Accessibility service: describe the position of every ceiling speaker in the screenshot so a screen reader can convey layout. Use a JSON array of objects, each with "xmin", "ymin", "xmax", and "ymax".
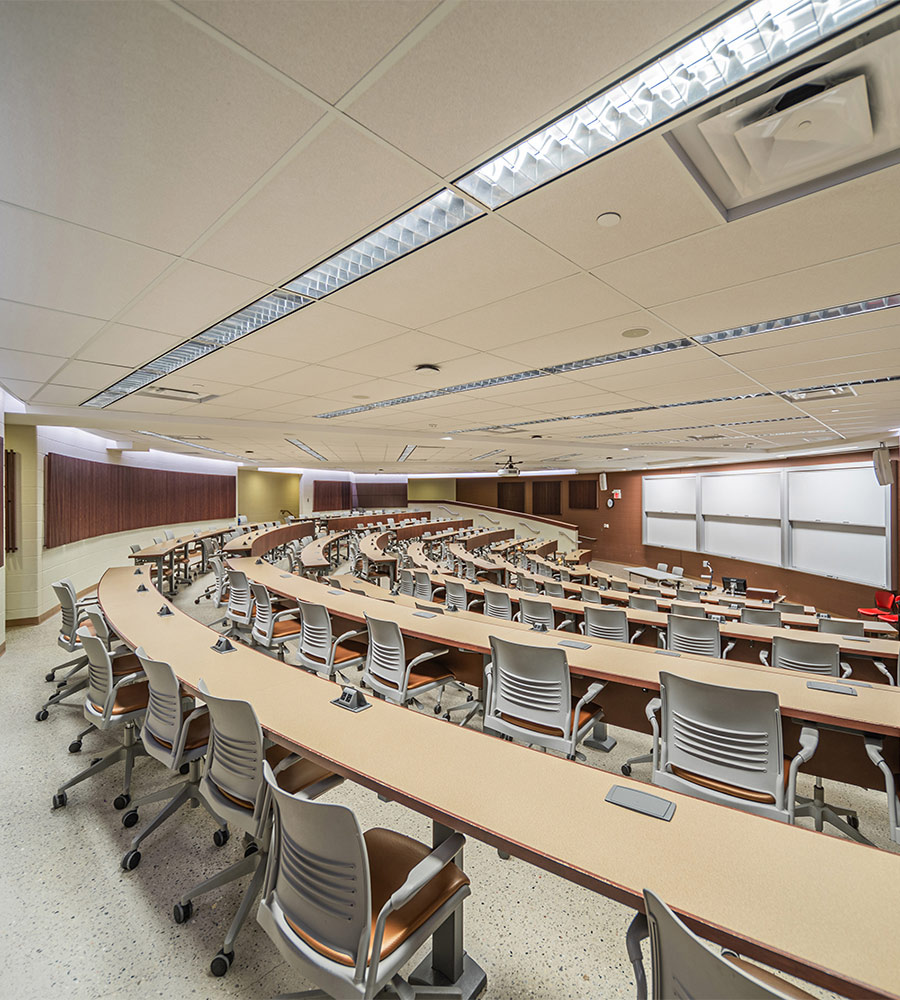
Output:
[
  {"xmin": 598, "ymin": 473, "xmax": 608, "ymax": 491},
  {"xmin": 873, "ymin": 447, "xmax": 893, "ymax": 486}
]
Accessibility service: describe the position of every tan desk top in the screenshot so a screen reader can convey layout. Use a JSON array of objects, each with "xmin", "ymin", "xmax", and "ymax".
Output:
[
  {"xmin": 223, "ymin": 520, "xmax": 314, "ymax": 556},
  {"xmin": 358, "ymin": 532, "xmax": 397, "ymax": 564},
  {"xmin": 407, "ymin": 541, "xmax": 441, "ymax": 575},
  {"xmin": 233, "ymin": 559, "xmax": 900, "ymax": 740},
  {"xmin": 300, "ymin": 530, "xmax": 350, "ymax": 568},
  {"xmin": 464, "ymin": 528, "xmax": 514, "ymax": 550},
  {"xmin": 101, "ymin": 565, "xmax": 900, "ymax": 1000},
  {"xmin": 129, "ymin": 524, "xmax": 246, "ymax": 561}
]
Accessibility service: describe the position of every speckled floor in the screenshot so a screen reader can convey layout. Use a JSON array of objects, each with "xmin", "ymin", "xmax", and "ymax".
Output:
[{"xmin": 1, "ymin": 564, "xmax": 895, "ymax": 999}]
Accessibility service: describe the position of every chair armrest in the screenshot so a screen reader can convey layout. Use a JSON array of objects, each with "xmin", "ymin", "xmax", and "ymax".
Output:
[
  {"xmin": 645, "ymin": 697, "xmax": 662, "ymax": 770},
  {"xmin": 558, "ymin": 618, "xmax": 576, "ymax": 632},
  {"xmin": 431, "ymin": 586, "xmax": 446, "ymax": 601},
  {"xmin": 572, "ymin": 682, "xmax": 605, "ymax": 731},
  {"xmin": 101, "ymin": 670, "xmax": 146, "ymax": 717},
  {"xmin": 578, "ymin": 621, "xmax": 586, "ymax": 634},
  {"xmin": 467, "ymin": 598, "xmax": 484, "ymax": 611},
  {"xmin": 407, "ymin": 648, "xmax": 449, "ymax": 671},
  {"xmin": 872, "ymin": 659, "xmax": 895, "ymax": 685},
  {"xmin": 626, "ymin": 911, "xmax": 650, "ymax": 1000},
  {"xmin": 334, "ymin": 628, "xmax": 367, "ymax": 647},
  {"xmin": 272, "ymin": 608, "xmax": 302, "ymax": 622},
  {"xmin": 722, "ymin": 641, "xmax": 735, "ymax": 659},
  {"xmin": 390, "ymin": 832, "xmax": 466, "ymax": 911},
  {"xmin": 864, "ymin": 736, "xmax": 899, "ymax": 839},
  {"xmin": 173, "ymin": 705, "xmax": 210, "ymax": 761},
  {"xmin": 787, "ymin": 726, "xmax": 819, "ymax": 820}
]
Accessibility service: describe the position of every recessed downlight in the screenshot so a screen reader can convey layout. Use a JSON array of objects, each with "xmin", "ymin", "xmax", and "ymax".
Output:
[
  {"xmin": 596, "ymin": 212, "xmax": 621, "ymax": 227},
  {"xmin": 415, "ymin": 363, "xmax": 441, "ymax": 373},
  {"xmin": 621, "ymin": 327, "xmax": 650, "ymax": 339}
]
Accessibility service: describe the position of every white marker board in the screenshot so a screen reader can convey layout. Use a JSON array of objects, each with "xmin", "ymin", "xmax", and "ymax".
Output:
[
  {"xmin": 643, "ymin": 475, "xmax": 696, "ymax": 515},
  {"xmin": 645, "ymin": 513, "xmax": 697, "ymax": 551}
]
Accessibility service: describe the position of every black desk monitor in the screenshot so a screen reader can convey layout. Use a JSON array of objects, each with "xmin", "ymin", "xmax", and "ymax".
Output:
[{"xmin": 722, "ymin": 576, "xmax": 747, "ymax": 595}]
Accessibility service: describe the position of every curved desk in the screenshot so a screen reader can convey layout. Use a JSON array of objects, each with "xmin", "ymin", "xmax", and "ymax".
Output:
[
  {"xmin": 300, "ymin": 531, "xmax": 352, "ymax": 571},
  {"xmin": 223, "ymin": 521, "xmax": 314, "ymax": 557},
  {"xmin": 129, "ymin": 525, "xmax": 242, "ymax": 594},
  {"xmin": 102, "ymin": 565, "xmax": 900, "ymax": 1000}
]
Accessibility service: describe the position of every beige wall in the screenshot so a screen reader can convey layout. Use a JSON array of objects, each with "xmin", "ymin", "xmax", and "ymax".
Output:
[
  {"xmin": 407, "ymin": 478, "xmax": 456, "ymax": 502},
  {"xmin": 237, "ymin": 469, "xmax": 299, "ymax": 523}
]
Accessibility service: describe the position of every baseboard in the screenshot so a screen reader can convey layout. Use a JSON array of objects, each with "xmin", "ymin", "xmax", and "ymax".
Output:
[{"xmin": 7, "ymin": 580, "xmax": 100, "ymax": 629}]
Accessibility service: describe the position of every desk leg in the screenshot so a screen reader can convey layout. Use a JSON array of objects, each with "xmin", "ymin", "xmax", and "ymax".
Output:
[
  {"xmin": 584, "ymin": 720, "xmax": 617, "ymax": 753},
  {"xmin": 409, "ymin": 821, "xmax": 487, "ymax": 1000},
  {"xmin": 154, "ymin": 558, "xmax": 164, "ymax": 593}
]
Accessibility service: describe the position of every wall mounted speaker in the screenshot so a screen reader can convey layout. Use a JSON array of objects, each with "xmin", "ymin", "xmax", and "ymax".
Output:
[
  {"xmin": 598, "ymin": 473, "xmax": 608, "ymax": 491},
  {"xmin": 873, "ymin": 447, "xmax": 894, "ymax": 486}
]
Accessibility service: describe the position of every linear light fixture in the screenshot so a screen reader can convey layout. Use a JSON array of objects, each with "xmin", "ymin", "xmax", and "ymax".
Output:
[
  {"xmin": 136, "ymin": 431, "xmax": 247, "ymax": 461},
  {"xmin": 457, "ymin": 0, "xmax": 892, "ymax": 208},
  {"xmin": 316, "ymin": 338, "xmax": 693, "ymax": 418},
  {"xmin": 470, "ymin": 449, "xmax": 506, "ymax": 460},
  {"xmin": 581, "ymin": 415, "xmax": 811, "ymax": 439},
  {"xmin": 82, "ymin": 290, "xmax": 309, "ymax": 408},
  {"xmin": 285, "ymin": 190, "xmax": 483, "ymax": 299},
  {"xmin": 449, "ymin": 374, "xmax": 900, "ymax": 434},
  {"xmin": 692, "ymin": 292, "xmax": 900, "ymax": 345},
  {"xmin": 406, "ymin": 469, "xmax": 579, "ymax": 479},
  {"xmin": 397, "ymin": 444, "xmax": 417, "ymax": 462},
  {"xmin": 286, "ymin": 438, "xmax": 327, "ymax": 462}
]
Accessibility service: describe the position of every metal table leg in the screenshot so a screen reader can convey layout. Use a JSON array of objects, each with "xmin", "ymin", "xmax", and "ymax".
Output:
[
  {"xmin": 409, "ymin": 821, "xmax": 487, "ymax": 999},
  {"xmin": 584, "ymin": 719, "xmax": 617, "ymax": 752}
]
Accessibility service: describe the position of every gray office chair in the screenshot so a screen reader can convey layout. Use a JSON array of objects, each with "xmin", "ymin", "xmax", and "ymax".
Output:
[
  {"xmin": 640, "ymin": 586, "xmax": 663, "ymax": 599},
  {"xmin": 120, "ymin": 650, "xmax": 222, "ymax": 870},
  {"xmin": 361, "ymin": 615, "xmax": 454, "ymax": 712},
  {"xmin": 397, "ymin": 568, "xmax": 415, "ymax": 597},
  {"xmin": 864, "ymin": 736, "xmax": 900, "ymax": 844},
  {"xmin": 666, "ymin": 614, "xmax": 734, "ymax": 658},
  {"xmin": 483, "ymin": 635, "xmax": 603, "ymax": 760},
  {"xmin": 164, "ymin": 529, "xmax": 175, "ymax": 540},
  {"xmin": 742, "ymin": 607, "xmax": 782, "ymax": 627},
  {"xmin": 647, "ymin": 671, "xmax": 815, "ymax": 822},
  {"xmin": 257, "ymin": 762, "xmax": 471, "ymax": 1000},
  {"xmin": 249, "ymin": 583, "xmax": 303, "ymax": 660},
  {"xmin": 51, "ymin": 629, "xmax": 149, "ymax": 811},
  {"xmin": 518, "ymin": 595, "xmax": 574, "ymax": 632},
  {"xmin": 626, "ymin": 888, "xmax": 816, "ymax": 1000},
  {"xmin": 817, "ymin": 618, "xmax": 893, "ymax": 683},
  {"xmin": 482, "ymin": 587, "xmax": 513, "ymax": 621},
  {"xmin": 675, "ymin": 587, "xmax": 700, "ymax": 603},
  {"xmin": 221, "ymin": 569, "xmax": 254, "ymax": 640},
  {"xmin": 543, "ymin": 581, "xmax": 565, "ymax": 598},
  {"xmin": 442, "ymin": 579, "xmax": 473, "ymax": 612},
  {"xmin": 670, "ymin": 601, "xmax": 706, "ymax": 619},
  {"xmin": 629, "ymin": 594, "xmax": 658, "ymax": 612},
  {"xmin": 37, "ymin": 580, "xmax": 99, "ymax": 722},
  {"xmin": 295, "ymin": 602, "xmax": 366, "ymax": 681},
  {"xmin": 777, "ymin": 602, "xmax": 804, "ymax": 614},
  {"xmin": 413, "ymin": 569, "xmax": 434, "ymax": 603},
  {"xmin": 671, "ymin": 566, "xmax": 684, "ymax": 578},
  {"xmin": 174, "ymin": 680, "xmax": 341, "ymax": 977},
  {"xmin": 580, "ymin": 606, "xmax": 628, "ymax": 643},
  {"xmin": 580, "ymin": 586, "xmax": 604, "ymax": 604},
  {"xmin": 516, "ymin": 574, "xmax": 539, "ymax": 594},
  {"xmin": 195, "ymin": 555, "xmax": 230, "ymax": 613},
  {"xmin": 609, "ymin": 578, "xmax": 629, "ymax": 592},
  {"xmin": 655, "ymin": 563, "xmax": 668, "ymax": 573}
]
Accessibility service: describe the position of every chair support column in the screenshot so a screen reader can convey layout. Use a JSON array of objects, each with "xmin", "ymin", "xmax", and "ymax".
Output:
[{"xmin": 584, "ymin": 720, "xmax": 617, "ymax": 753}]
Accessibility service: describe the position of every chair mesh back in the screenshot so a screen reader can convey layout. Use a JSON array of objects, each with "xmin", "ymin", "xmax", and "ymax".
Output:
[
  {"xmin": 675, "ymin": 588, "xmax": 700, "ymax": 603},
  {"xmin": 264, "ymin": 766, "xmax": 370, "ymax": 967},
  {"xmin": 444, "ymin": 580, "xmax": 468, "ymax": 612},
  {"xmin": 297, "ymin": 603, "xmax": 333, "ymax": 660},
  {"xmin": 518, "ymin": 576, "xmax": 538, "ymax": 594},
  {"xmin": 671, "ymin": 602, "xmax": 706, "ymax": 619},
  {"xmin": 250, "ymin": 583, "xmax": 275, "ymax": 642},
  {"xmin": 488, "ymin": 635, "xmax": 572, "ymax": 736},
  {"xmin": 660, "ymin": 671, "xmax": 783, "ymax": 801},
  {"xmin": 629, "ymin": 595, "xmax": 658, "ymax": 612},
  {"xmin": 136, "ymin": 650, "xmax": 185, "ymax": 759},
  {"xmin": 413, "ymin": 571, "xmax": 433, "ymax": 603},
  {"xmin": 741, "ymin": 608, "xmax": 782, "ymax": 627},
  {"xmin": 644, "ymin": 890, "xmax": 789, "ymax": 1000},
  {"xmin": 667, "ymin": 614, "xmax": 721, "ymax": 657},
  {"xmin": 818, "ymin": 618, "xmax": 865, "ymax": 636},
  {"xmin": 200, "ymin": 681, "xmax": 265, "ymax": 808},
  {"xmin": 519, "ymin": 597, "xmax": 555, "ymax": 630},
  {"xmin": 398, "ymin": 569, "xmax": 415, "ymax": 596},
  {"xmin": 583, "ymin": 606, "xmax": 628, "ymax": 642},
  {"xmin": 771, "ymin": 636, "xmax": 839, "ymax": 675},
  {"xmin": 79, "ymin": 630, "xmax": 113, "ymax": 706},
  {"xmin": 543, "ymin": 581, "xmax": 564, "ymax": 598},
  {"xmin": 483, "ymin": 588, "xmax": 513, "ymax": 620},
  {"xmin": 364, "ymin": 616, "xmax": 406, "ymax": 688},
  {"xmin": 226, "ymin": 569, "xmax": 253, "ymax": 624}
]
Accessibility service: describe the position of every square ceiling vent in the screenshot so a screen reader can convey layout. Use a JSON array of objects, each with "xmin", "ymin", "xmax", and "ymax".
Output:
[{"xmin": 667, "ymin": 25, "xmax": 900, "ymax": 220}]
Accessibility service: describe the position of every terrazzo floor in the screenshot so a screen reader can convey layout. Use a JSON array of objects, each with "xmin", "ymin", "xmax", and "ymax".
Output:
[{"xmin": 1, "ymin": 563, "xmax": 896, "ymax": 999}]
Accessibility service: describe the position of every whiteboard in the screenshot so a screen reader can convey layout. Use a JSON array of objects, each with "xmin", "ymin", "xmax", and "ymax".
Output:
[
  {"xmin": 788, "ymin": 466, "xmax": 887, "ymax": 527},
  {"xmin": 791, "ymin": 523, "xmax": 888, "ymax": 587},
  {"xmin": 703, "ymin": 516, "xmax": 782, "ymax": 566},
  {"xmin": 643, "ymin": 475, "xmax": 696, "ymax": 515},
  {"xmin": 644, "ymin": 513, "xmax": 697, "ymax": 550},
  {"xmin": 700, "ymin": 471, "xmax": 781, "ymax": 519}
]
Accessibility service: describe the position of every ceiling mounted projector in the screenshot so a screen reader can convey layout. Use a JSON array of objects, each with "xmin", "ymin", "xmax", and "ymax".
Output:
[{"xmin": 496, "ymin": 455, "xmax": 522, "ymax": 477}]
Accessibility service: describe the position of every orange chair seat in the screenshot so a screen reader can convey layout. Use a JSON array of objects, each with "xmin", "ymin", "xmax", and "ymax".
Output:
[
  {"xmin": 270, "ymin": 619, "xmax": 303, "ymax": 638},
  {"xmin": 152, "ymin": 709, "xmax": 212, "ymax": 751},
  {"xmin": 670, "ymin": 757, "xmax": 792, "ymax": 805},
  {"xmin": 90, "ymin": 680, "xmax": 150, "ymax": 716},
  {"xmin": 499, "ymin": 696, "xmax": 600, "ymax": 737}
]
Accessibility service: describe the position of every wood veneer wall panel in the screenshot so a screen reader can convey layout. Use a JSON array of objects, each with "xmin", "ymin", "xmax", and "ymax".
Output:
[
  {"xmin": 313, "ymin": 480, "xmax": 351, "ymax": 512},
  {"xmin": 568, "ymin": 479, "xmax": 597, "ymax": 509},
  {"xmin": 44, "ymin": 453, "xmax": 234, "ymax": 548},
  {"xmin": 497, "ymin": 481, "xmax": 525, "ymax": 512},
  {"xmin": 356, "ymin": 482, "xmax": 408, "ymax": 508},
  {"xmin": 532, "ymin": 480, "xmax": 561, "ymax": 516}
]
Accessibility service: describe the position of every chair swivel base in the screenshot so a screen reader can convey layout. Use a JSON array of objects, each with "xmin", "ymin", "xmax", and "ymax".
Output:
[
  {"xmin": 620, "ymin": 752, "xmax": 652, "ymax": 777},
  {"xmin": 51, "ymin": 722, "xmax": 148, "ymax": 810},
  {"xmin": 410, "ymin": 951, "xmax": 488, "ymax": 1000},
  {"xmin": 794, "ymin": 780, "xmax": 870, "ymax": 845}
]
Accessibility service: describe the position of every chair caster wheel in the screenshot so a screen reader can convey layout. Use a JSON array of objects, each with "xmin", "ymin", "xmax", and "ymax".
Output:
[
  {"xmin": 113, "ymin": 793, "xmax": 131, "ymax": 810},
  {"xmin": 52, "ymin": 792, "xmax": 68, "ymax": 809},
  {"xmin": 443, "ymin": 713, "xmax": 451, "ymax": 722},
  {"xmin": 847, "ymin": 815, "xmax": 860, "ymax": 830},
  {"xmin": 173, "ymin": 900, "xmax": 193, "ymax": 924},
  {"xmin": 35, "ymin": 710, "xmax": 49, "ymax": 722},
  {"xmin": 466, "ymin": 693, "xmax": 474, "ymax": 702},
  {"xmin": 68, "ymin": 740, "xmax": 82, "ymax": 754},
  {"xmin": 121, "ymin": 849, "xmax": 141, "ymax": 871},
  {"xmin": 213, "ymin": 828, "xmax": 229, "ymax": 847},
  {"xmin": 244, "ymin": 842, "xmax": 259, "ymax": 858},
  {"xmin": 620, "ymin": 764, "xmax": 632, "ymax": 776},
  {"xmin": 179, "ymin": 762, "xmax": 190, "ymax": 775},
  {"xmin": 433, "ymin": 705, "xmax": 442, "ymax": 715},
  {"xmin": 45, "ymin": 672, "xmax": 55, "ymax": 682},
  {"xmin": 122, "ymin": 809, "xmax": 139, "ymax": 828},
  {"xmin": 210, "ymin": 949, "xmax": 234, "ymax": 977}
]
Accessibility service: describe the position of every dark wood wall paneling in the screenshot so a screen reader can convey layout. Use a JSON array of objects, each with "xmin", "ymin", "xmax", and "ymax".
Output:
[
  {"xmin": 354, "ymin": 482, "xmax": 408, "ymax": 509},
  {"xmin": 457, "ymin": 452, "xmax": 898, "ymax": 617},
  {"xmin": 44, "ymin": 453, "xmax": 235, "ymax": 549},
  {"xmin": 497, "ymin": 480, "xmax": 525, "ymax": 512},
  {"xmin": 531, "ymin": 480, "xmax": 561, "ymax": 516},
  {"xmin": 313, "ymin": 480, "xmax": 352, "ymax": 512},
  {"xmin": 568, "ymin": 479, "xmax": 597, "ymax": 510}
]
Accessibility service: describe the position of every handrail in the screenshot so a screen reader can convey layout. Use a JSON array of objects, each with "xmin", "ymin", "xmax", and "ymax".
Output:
[{"xmin": 421, "ymin": 499, "xmax": 577, "ymax": 532}]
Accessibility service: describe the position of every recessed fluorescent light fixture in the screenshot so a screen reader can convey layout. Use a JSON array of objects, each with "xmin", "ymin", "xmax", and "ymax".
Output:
[
  {"xmin": 284, "ymin": 190, "xmax": 483, "ymax": 299},
  {"xmin": 692, "ymin": 292, "xmax": 900, "ymax": 345},
  {"xmin": 397, "ymin": 444, "xmax": 417, "ymax": 462},
  {"xmin": 471, "ymin": 449, "xmax": 506, "ymax": 461},
  {"xmin": 82, "ymin": 290, "xmax": 309, "ymax": 408},
  {"xmin": 456, "ymin": 0, "xmax": 892, "ymax": 209},
  {"xmin": 286, "ymin": 438, "xmax": 327, "ymax": 462},
  {"xmin": 136, "ymin": 431, "xmax": 246, "ymax": 461},
  {"xmin": 316, "ymin": 338, "xmax": 693, "ymax": 418}
]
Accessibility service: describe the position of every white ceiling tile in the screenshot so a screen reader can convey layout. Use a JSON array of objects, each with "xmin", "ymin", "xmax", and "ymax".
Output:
[
  {"xmin": 329, "ymin": 217, "xmax": 577, "ymax": 328},
  {"xmin": 321, "ymin": 331, "xmax": 475, "ymax": 379},
  {"xmin": 51, "ymin": 359, "xmax": 135, "ymax": 390},
  {"xmin": 213, "ymin": 387, "xmax": 302, "ymax": 411},
  {"xmin": 75, "ymin": 325, "xmax": 183, "ymax": 368},
  {"xmin": 30, "ymin": 384, "xmax": 91, "ymax": 406},
  {"xmin": 0, "ymin": 378, "xmax": 43, "ymax": 402},
  {"xmin": 0, "ymin": 348, "xmax": 66, "ymax": 383},
  {"xmin": 0, "ymin": 0, "xmax": 323, "ymax": 252},
  {"xmin": 0, "ymin": 299, "xmax": 104, "ymax": 357},
  {"xmin": 346, "ymin": 0, "xmax": 719, "ymax": 174},
  {"xmin": 174, "ymin": 346, "xmax": 300, "ymax": 385},
  {"xmin": 422, "ymin": 273, "xmax": 634, "ymax": 350},
  {"xmin": 0, "ymin": 203, "xmax": 173, "ymax": 318},
  {"xmin": 255, "ymin": 365, "xmax": 364, "ymax": 396}
]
